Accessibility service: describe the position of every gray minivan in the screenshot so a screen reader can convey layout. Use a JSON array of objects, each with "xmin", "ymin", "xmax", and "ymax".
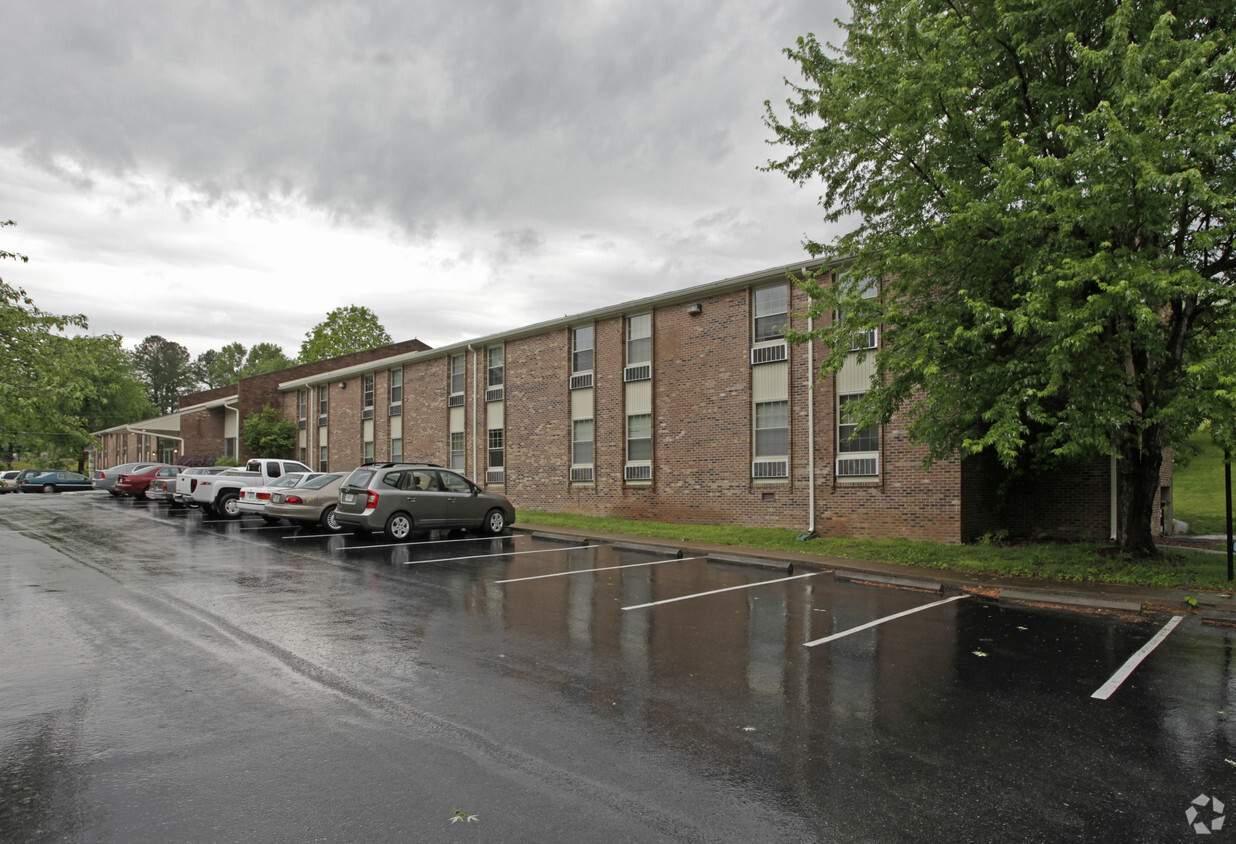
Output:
[{"xmin": 334, "ymin": 463, "xmax": 515, "ymax": 540}]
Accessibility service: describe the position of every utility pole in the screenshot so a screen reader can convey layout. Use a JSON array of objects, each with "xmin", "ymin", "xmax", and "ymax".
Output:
[{"xmin": 1226, "ymin": 449, "xmax": 1233, "ymax": 582}]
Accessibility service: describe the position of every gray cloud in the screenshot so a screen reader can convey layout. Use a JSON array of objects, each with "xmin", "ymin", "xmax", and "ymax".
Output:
[{"xmin": 1, "ymin": 0, "xmax": 850, "ymax": 357}]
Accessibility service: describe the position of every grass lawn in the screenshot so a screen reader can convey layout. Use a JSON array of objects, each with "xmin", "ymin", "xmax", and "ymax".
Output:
[
  {"xmin": 1173, "ymin": 433, "xmax": 1232, "ymax": 536},
  {"xmin": 517, "ymin": 509, "xmax": 1236, "ymax": 595}
]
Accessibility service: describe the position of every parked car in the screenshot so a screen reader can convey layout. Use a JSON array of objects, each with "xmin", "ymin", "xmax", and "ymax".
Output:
[
  {"xmin": 170, "ymin": 466, "xmax": 230, "ymax": 509},
  {"xmin": 187, "ymin": 458, "xmax": 314, "ymax": 518},
  {"xmin": 0, "ymin": 470, "xmax": 20, "ymax": 493},
  {"xmin": 335, "ymin": 463, "xmax": 515, "ymax": 540},
  {"xmin": 265, "ymin": 473, "xmax": 345, "ymax": 532},
  {"xmin": 148, "ymin": 475, "xmax": 176, "ymax": 504},
  {"xmin": 13, "ymin": 469, "xmax": 54, "ymax": 491},
  {"xmin": 93, "ymin": 462, "xmax": 159, "ymax": 496},
  {"xmin": 19, "ymin": 470, "xmax": 95, "ymax": 493},
  {"xmin": 115, "ymin": 465, "xmax": 183, "ymax": 500},
  {"xmin": 237, "ymin": 472, "xmax": 324, "ymax": 521}
]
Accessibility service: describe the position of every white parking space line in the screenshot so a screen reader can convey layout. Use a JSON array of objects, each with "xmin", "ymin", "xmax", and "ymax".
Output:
[
  {"xmin": 496, "ymin": 556, "xmax": 702, "ymax": 584},
  {"xmin": 398, "ymin": 545, "xmax": 600, "ymax": 566},
  {"xmin": 622, "ymin": 572, "xmax": 818, "ymax": 611},
  {"xmin": 803, "ymin": 594, "xmax": 969, "ymax": 647},
  {"xmin": 285, "ymin": 533, "xmax": 516, "ymax": 544},
  {"xmin": 1090, "ymin": 615, "xmax": 1186, "ymax": 701},
  {"xmin": 238, "ymin": 524, "xmax": 292, "ymax": 531}
]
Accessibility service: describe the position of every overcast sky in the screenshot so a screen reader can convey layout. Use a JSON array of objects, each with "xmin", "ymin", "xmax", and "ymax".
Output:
[{"xmin": 1, "ymin": 0, "xmax": 851, "ymax": 360}]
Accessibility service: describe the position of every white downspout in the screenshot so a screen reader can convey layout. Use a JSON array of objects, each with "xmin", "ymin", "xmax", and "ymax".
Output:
[
  {"xmin": 807, "ymin": 314, "xmax": 816, "ymax": 536},
  {"xmin": 468, "ymin": 345, "xmax": 477, "ymax": 477}
]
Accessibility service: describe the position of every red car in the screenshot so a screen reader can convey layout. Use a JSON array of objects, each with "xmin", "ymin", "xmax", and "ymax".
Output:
[{"xmin": 115, "ymin": 465, "xmax": 183, "ymax": 500}]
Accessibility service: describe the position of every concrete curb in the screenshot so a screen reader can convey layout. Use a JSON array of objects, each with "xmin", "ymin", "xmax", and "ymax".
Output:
[
  {"xmin": 835, "ymin": 571, "xmax": 943, "ymax": 593},
  {"xmin": 997, "ymin": 588, "xmax": 1143, "ymax": 614}
]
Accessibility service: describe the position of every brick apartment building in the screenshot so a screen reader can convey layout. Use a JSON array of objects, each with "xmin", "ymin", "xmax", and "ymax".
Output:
[{"xmin": 93, "ymin": 260, "xmax": 1172, "ymax": 543}]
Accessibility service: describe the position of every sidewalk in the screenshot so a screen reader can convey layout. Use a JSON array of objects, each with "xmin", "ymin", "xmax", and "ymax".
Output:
[{"xmin": 512, "ymin": 523, "xmax": 1236, "ymax": 626}]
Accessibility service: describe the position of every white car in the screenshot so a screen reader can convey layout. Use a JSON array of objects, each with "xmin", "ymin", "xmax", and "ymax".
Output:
[
  {"xmin": 0, "ymin": 470, "xmax": 20, "ymax": 493},
  {"xmin": 238, "ymin": 472, "xmax": 324, "ymax": 522}
]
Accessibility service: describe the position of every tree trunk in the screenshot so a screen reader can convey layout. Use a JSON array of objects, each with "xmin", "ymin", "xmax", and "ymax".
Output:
[{"xmin": 1114, "ymin": 427, "xmax": 1164, "ymax": 557}]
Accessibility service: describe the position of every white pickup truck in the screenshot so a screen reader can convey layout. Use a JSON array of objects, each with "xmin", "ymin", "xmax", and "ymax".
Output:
[{"xmin": 181, "ymin": 458, "xmax": 314, "ymax": 519}]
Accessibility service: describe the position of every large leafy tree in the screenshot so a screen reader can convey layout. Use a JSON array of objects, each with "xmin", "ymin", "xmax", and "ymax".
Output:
[
  {"xmin": 132, "ymin": 335, "xmax": 197, "ymax": 414},
  {"xmin": 299, "ymin": 305, "xmax": 392, "ymax": 364},
  {"xmin": 1, "ymin": 221, "xmax": 88, "ymax": 455},
  {"xmin": 240, "ymin": 405, "xmax": 296, "ymax": 458},
  {"xmin": 765, "ymin": 0, "xmax": 1235, "ymax": 555},
  {"xmin": 195, "ymin": 341, "xmax": 296, "ymax": 388}
]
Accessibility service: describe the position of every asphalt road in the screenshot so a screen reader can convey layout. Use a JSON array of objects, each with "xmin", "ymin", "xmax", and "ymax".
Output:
[{"xmin": 2, "ymin": 492, "xmax": 1234, "ymax": 842}]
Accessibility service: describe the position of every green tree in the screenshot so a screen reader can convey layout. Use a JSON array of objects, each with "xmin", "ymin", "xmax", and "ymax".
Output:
[
  {"xmin": 240, "ymin": 405, "xmax": 296, "ymax": 458},
  {"xmin": 132, "ymin": 335, "xmax": 197, "ymax": 413},
  {"xmin": 238, "ymin": 342, "xmax": 295, "ymax": 378},
  {"xmin": 299, "ymin": 305, "xmax": 392, "ymax": 364},
  {"xmin": 68, "ymin": 335, "xmax": 157, "ymax": 470},
  {"xmin": 0, "ymin": 221, "xmax": 89, "ymax": 454},
  {"xmin": 765, "ymin": 0, "xmax": 1235, "ymax": 555}
]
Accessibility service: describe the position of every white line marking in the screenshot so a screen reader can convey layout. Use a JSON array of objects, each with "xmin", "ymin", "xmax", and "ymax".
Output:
[
  {"xmin": 1090, "ymin": 615, "xmax": 1185, "ymax": 700},
  {"xmin": 803, "ymin": 594, "xmax": 969, "ymax": 647},
  {"xmin": 296, "ymin": 533, "xmax": 515, "ymax": 544},
  {"xmin": 622, "ymin": 572, "xmax": 818, "ymax": 610},
  {"xmin": 399, "ymin": 544, "xmax": 599, "ymax": 566},
  {"xmin": 497, "ymin": 556, "xmax": 701, "ymax": 583}
]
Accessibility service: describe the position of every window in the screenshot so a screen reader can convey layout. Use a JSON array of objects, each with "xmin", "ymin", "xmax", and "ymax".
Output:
[
  {"xmin": 317, "ymin": 385, "xmax": 329, "ymax": 418},
  {"xmin": 572, "ymin": 326, "xmax": 594, "ymax": 374},
  {"xmin": 627, "ymin": 413, "xmax": 652, "ymax": 462},
  {"xmin": 318, "ymin": 445, "xmax": 328, "ymax": 472},
  {"xmin": 626, "ymin": 314, "xmax": 651, "ymax": 365},
  {"xmin": 839, "ymin": 394, "xmax": 879, "ymax": 453},
  {"xmin": 488, "ymin": 429, "xmax": 504, "ymax": 468},
  {"xmin": 450, "ymin": 354, "xmax": 465, "ymax": 394},
  {"xmin": 297, "ymin": 390, "xmax": 307, "ymax": 421},
  {"xmin": 754, "ymin": 285, "xmax": 789, "ymax": 342},
  {"xmin": 572, "ymin": 419, "xmax": 594, "ymax": 465},
  {"xmin": 389, "ymin": 367, "xmax": 402, "ymax": 405},
  {"xmin": 224, "ymin": 437, "xmax": 237, "ymax": 458},
  {"xmin": 363, "ymin": 439, "xmax": 374, "ymax": 462},
  {"xmin": 298, "ymin": 446, "xmax": 307, "ymax": 464},
  {"xmin": 391, "ymin": 437, "xmax": 402, "ymax": 463},
  {"xmin": 487, "ymin": 347, "xmax": 504, "ymax": 388},
  {"xmin": 754, "ymin": 401, "xmax": 789, "ymax": 458},
  {"xmin": 450, "ymin": 432, "xmax": 465, "ymax": 471},
  {"xmin": 362, "ymin": 374, "xmax": 374, "ymax": 411}
]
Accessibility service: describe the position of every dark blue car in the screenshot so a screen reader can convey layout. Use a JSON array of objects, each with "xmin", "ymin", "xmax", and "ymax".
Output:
[{"xmin": 19, "ymin": 471, "xmax": 95, "ymax": 493}]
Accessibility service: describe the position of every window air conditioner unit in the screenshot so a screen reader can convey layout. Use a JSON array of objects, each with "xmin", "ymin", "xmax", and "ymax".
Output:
[
  {"xmin": 486, "ymin": 468, "xmax": 505, "ymax": 485},
  {"xmin": 836, "ymin": 456, "xmax": 879, "ymax": 477},
  {"xmin": 569, "ymin": 373, "xmax": 594, "ymax": 390},
  {"xmin": 486, "ymin": 387, "xmax": 504, "ymax": 403},
  {"xmin": 570, "ymin": 467, "xmax": 594, "ymax": 483},
  {"xmin": 623, "ymin": 363, "xmax": 652, "ymax": 382},
  {"xmin": 361, "ymin": 408, "xmax": 374, "ymax": 420},
  {"xmin": 751, "ymin": 343, "xmax": 789, "ymax": 365},
  {"xmin": 448, "ymin": 393, "xmax": 464, "ymax": 407},
  {"xmin": 624, "ymin": 464, "xmax": 652, "ymax": 482},
  {"xmin": 752, "ymin": 459, "xmax": 789, "ymax": 479}
]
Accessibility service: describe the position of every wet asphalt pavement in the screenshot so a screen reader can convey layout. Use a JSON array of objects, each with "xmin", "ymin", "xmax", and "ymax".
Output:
[{"xmin": 2, "ymin": 492, "xmax": 1234, "ymax": 842}]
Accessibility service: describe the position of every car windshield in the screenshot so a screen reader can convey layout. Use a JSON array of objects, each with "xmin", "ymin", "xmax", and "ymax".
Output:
[
  {"xmin": 270, "ymin": 474, "xmax": 304, "ymax": 489},
  {"xmin": 301, "ymin": 473, "xmax": 342, "ymax": 490}
]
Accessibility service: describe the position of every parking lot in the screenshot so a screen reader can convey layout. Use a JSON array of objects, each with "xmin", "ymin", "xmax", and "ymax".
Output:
[{"xmin": 3, "ymin": 491, "xmax": 1234, "ymax": 841}]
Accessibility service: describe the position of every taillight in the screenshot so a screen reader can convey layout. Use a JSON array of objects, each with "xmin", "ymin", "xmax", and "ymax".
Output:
[
  {"xmin": 365, "ymin": 491, "xmax": 379, "ymax": 508},
  {"xmin": 258, "ymin": 492, "xmax": 270, "ymax": 500},
  {"xmin": 285, "ymin": 495, "xmax": 304, "ymax": 505},
  {"xmin": 191, "ymin": 479, "xmax": 198, "ymax": 492}
]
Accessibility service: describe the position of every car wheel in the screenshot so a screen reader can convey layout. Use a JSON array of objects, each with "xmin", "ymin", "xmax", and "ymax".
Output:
[
  {"xmin": 321, "ymin": 505, "xmax": 342, "ymax": 533},
  {"xmin": 42, "ymin": 483, "xmax": 56, "ymax": 494},
  {"xmin": 384, "ymin": 512, "xmax": 414, "ymax": 542},
  {"xmin": 482, "ymin": 508, "xmax": 507, "ymax": 536},
  {"xmin": 216, "ymin": 491, "xmax": 241, "ymax": 519}
]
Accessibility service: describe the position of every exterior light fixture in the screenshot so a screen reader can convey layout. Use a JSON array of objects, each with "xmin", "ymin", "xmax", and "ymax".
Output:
[{"xmin": 687, "ymin": 303, "xmax": 703, "ymax": 316}]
